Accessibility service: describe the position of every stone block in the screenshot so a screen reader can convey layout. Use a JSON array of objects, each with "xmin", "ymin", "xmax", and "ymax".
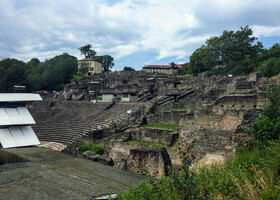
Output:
[
  {"xmin": 127, "ymin": 146, "xmax": 171, "ymax": 179},
  {"xmin": 82, "ymin": 151, "xmax": 113, "ymax": 166}
]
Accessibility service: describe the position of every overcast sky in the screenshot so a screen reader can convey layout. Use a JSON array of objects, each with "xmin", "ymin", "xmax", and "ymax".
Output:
[{"xmin": 1, "ymin": 0, "xmax": 280, "ymax": 71}]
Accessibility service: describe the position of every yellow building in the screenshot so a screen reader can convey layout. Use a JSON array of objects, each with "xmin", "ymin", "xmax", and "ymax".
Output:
[{"xmin": 78, "ymin": 57, "xmax": 102, "ymax": 75}]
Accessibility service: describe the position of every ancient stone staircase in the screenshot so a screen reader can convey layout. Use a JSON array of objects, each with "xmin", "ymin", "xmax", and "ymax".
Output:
[{"xmin": 31, "ymin": 101, "xmax": 146, "ymax": 148}]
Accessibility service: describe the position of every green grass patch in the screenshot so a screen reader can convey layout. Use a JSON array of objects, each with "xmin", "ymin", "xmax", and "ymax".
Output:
[
  {"xmin": 140, "ymin": 124, "xmax": 179, "ymax": 130},
  {"xmin": 172, "ymin": 107, "xmax": 187, "ymax": 111},
  {"xmin": 73, "ymin": 74, "xmax": 83, "ymax": 81},
  {"xmin": 78, "ymin": 142, "xmax": 105, "ymax": 155},
  {"xmin": 128, "ymin": 140, "xmax": 165, "ymax": 147}
]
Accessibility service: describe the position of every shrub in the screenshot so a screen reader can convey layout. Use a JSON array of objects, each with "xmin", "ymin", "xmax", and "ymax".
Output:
[
  {"xmin": 73, "ymin": 74, "xmax": 83, "ymax": 81},
  {"xmin": 252, "ymin": 115, "xmax": 279, "ymax": 147},
  {"xmin": 251, "ymin": 84, "xmax": 280, "ymax": 147},
  {"xmin": 118, "ymin": 160, "xmax": 202, "ymax": 200},
  {"xmin": 118, "ymin": 141, "xmax": 280, "ymax": 199},
  {"xmin": 78, "ymin": 142, "xmax": 105, "ymax": 155}
]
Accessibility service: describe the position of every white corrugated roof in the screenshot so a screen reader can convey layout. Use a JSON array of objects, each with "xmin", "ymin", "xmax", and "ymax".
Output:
[
  {"xmin": 0, "ymin": 126, "xmax": 40, "ymax": 148},
  {"xmin": 0, "ymin": 107, "xmax": 35, "ymax": 126},
  {"xmin": 0, "ymin": 93, "xmax": 42, "ymax": 102}
]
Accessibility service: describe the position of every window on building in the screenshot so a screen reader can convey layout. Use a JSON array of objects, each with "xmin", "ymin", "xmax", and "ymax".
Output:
[{"xmin": 123, "ymin": 93, "xmax": 129, "ymax": 98}]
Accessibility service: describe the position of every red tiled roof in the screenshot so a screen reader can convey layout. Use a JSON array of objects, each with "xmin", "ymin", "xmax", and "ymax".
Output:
[
  {"xmin": 79, "ymin": 57, "xmax": 96, "ymax": 61},
  {"xmin": 143, "ymin": 64, "xmax": 181, "ymax": 69}
]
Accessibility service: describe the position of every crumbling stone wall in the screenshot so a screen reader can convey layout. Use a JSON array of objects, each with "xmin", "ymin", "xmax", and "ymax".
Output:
[
  {"xmin": 127, "ymin": 147, "xmax": 171, "ymax": 178},
  {"xmin": 212, "ymin": 94, "xmax": 266, "ymax": 114},
  {"xmin": 180, "ymin": 109, "xmax": 242, "ymax": 162},
  {"xmin": 94, "ymin": 140, "xmax": 172, "ymax": 179},
  {"xmin": 130, "ymin": 128, "xmax": 178, "ymax": 146},
  {"xmin": 179, "ymin": 91, "xmax": 266, "ymax": 164}
]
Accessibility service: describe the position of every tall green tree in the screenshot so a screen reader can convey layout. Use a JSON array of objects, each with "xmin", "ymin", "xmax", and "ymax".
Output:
[
  {"xmin": 27, "ymin": 62, "xmax": 45, "ymax": 91},
  {"xmin": 78, "ymin": 44, "xmax": 96, "ymax": 58},
  {"xmin": 27, "ymin": 58, "xmax": 40, "ymax": 68},
  {"xmin": 27, "ymin": 53, "xmax": 78, "ymax": 91},
  {"xmin": 0, "ymin": 58, "xmax": 27, "ymax": 92},
  {"xmin": 188, "ymin": 26, "xmax": 263, "ymax": 75},
  {"xmin": 95, "ymin": 55, "xmax": 114, "ymax": 72},
  {"xmin": 0, "ymin": 63, "xmax": 27, "ymax": 92},
  {"xmin": 189, "ymin": 45, "xmax": 217, "ymax": 74},
  {"xmin": 177, "ymin": 63, "xmax": 190, "ymax": 75},
  {"xmin": 258, "ymin": 43, "xmax": 280, "ymax": 77}
]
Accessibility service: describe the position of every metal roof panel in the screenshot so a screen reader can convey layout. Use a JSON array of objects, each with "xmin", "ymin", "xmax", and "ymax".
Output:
[
  {"xmin": 0, "ymin": 108, "xmax": 11, "ymax": 125},
  {"xmin": 0, "ymin": 107, "xmax": 36, "ymax": 126},
  {"xmin": 0, "ymin": 126, "xmax": 40, "ymax": 148},
  {"xmin": 0, "ymin": 128, "xmax": 16, "ymax": 148},
  {"xmin": 21, "ymin": 126, "xmax": 40, "ymax": 145},
  {"xmin": 17, "ymin": 107, "xmax": 36, "ymax": 124},
  {"xmin": 0, "ymin": 93, "xmax": 42, "ymax": 102}
]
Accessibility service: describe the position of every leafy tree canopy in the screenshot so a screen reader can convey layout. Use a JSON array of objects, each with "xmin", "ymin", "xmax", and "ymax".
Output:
[
  {"xmin": 252, "ymin": 84, "xmax": 280, "ymax": 147},
  {"xmin": 0, "ymin": 59, "xmax": 27, "ymax": 92},
  {"xmin": 185, "ymin": 26, "xmax": 265, "ymax": 76},
  {"xmin": 123, "ymin": 66, "xmax": 135, "ymax": 71},
  {"xmin": 0, "ymin": 53, "xmax": 78, "ymax": 92},
  {"xmin": 257, "ymin": 43, "xmax": 280, "ymax": 77},
  {"xmin": 27, "ymin": 58, "xmax": 40, "ymax": 68},
  {"xmin": 95, "ymin": 55, "xmax": 114, "ymax": 73},
  {"xmin": 78, "ymin": 44, "xmax": 96, "ymax": 58}
]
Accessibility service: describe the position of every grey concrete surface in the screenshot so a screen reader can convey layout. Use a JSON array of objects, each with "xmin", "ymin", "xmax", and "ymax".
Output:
[{"xmin": 0, "ymin": 147, "xmax": 145, "ymax": 200}]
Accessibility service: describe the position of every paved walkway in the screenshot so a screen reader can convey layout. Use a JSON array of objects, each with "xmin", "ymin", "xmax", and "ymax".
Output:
[{"xmin": 0, "ymin": 147, "xmax": 145, "ymax": 200}]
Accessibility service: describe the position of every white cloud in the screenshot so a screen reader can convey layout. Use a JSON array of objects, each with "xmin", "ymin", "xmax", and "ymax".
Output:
[
  {"xmin": 0, "ymin": 0, "xmax": 280, "ymax": 68},
  {"xmin": 252, "ymin": 25, "xmax": 280, "ymax": 37}
]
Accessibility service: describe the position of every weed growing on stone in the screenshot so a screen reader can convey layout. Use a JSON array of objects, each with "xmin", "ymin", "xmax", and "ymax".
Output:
[
  {"xmin": 140, "ymin": 124, "xmax": 179, "ymax": 130},
  {"xmin": 78, "ymin": 142, "xmax": 105, "ymax": 155},
  {"xmin": 172, "ymin": 107, "xmax": 187, "ymax": 111},
  {"xmin": 73, "ymin": 74, "xmax": 83, "ymax": 81}
]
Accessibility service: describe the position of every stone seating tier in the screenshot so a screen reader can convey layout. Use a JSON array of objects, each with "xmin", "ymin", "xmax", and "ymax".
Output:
[{"xmin": 32, "ymin": 101, "xmax": 145, "ymax": 146}]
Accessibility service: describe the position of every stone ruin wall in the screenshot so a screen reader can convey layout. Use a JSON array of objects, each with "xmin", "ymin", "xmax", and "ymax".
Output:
[
  {"xmin": 31, "ymin": 71, "xmax": 274, "ymax": 177},
  {"xmin": 179, "ymin": 89, "xmax": 268, "ymax": 163}
]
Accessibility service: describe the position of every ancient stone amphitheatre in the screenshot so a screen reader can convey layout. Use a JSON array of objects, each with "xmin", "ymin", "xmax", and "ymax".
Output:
[{"xmin": 0, "ymin": 70, "xmax": 272, "ymax": 199}]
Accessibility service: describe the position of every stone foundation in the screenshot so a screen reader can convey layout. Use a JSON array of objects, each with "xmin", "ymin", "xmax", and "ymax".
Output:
[{"xmin": 130, "ymin": 128, "xmax": 178, "ymax": 146}]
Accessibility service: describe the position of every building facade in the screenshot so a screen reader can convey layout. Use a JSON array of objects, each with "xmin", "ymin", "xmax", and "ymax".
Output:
[{"xmin": 78, "ymin": 57, "xmax": 102, "ymax": 75}]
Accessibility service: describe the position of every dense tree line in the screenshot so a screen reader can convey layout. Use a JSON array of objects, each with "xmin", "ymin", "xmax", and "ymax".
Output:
[
  {"xmin": 0, "ymin": 44, "xmax": 116, "ymax": 92},
  {"xmin": 179, "ymin": 26, "xmax": 280, "ymax": 77},
  {"xmin": 0, "ymin": 53, "xmax": 78, "ymax": 92},
  {"xmin": 123, "ymin": 66, "xmax": 135, "ymax": 71}
]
